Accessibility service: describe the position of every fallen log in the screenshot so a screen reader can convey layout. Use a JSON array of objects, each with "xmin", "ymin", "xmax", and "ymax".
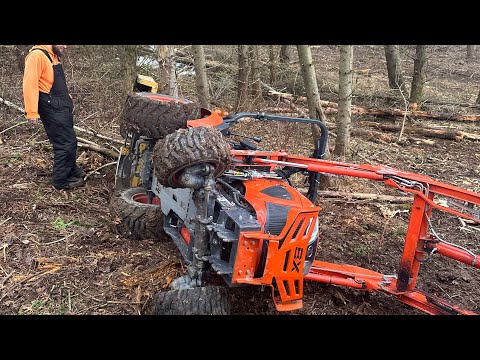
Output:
[
  {"xmin": 0, "ymin": 97, "xmax": 124, "ymax": 145},
  {"xmin": 0, "ymin": 96, "xmax": 25, "ymax": 113},
  {"xmin": 77, "ymin": 143, "xmax": 118, "ymax": 158},
  {"xmin": 73, "ymin": 125, "xmax": 124, "ymax": 146},
  {"xmin": 261, "ymin": 84, "xmax": 480, "ymax": 122},
  {"xmin": 349, "ymin": 107, "xmax": 480, "ymax": 122},
  {"xmin": 358, "ymin": 121, "xmax": 475, "ymax": 141},
  {"xmin": 316, "ymin": 190, "xmax": 413, "ymax": 203}
]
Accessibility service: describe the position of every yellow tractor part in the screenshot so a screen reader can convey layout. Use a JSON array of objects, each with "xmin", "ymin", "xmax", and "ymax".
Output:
[
  {"xmin": 135, "ymin": 74, "xmax": 158, "ymax": 93},
  {"xmin": 130, "ymin": 142, "xmax": 149, "ymax": 187}
]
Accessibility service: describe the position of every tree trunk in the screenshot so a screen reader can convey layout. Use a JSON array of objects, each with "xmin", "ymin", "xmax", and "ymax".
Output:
[
  {"xmin": 249, "ymin": 45, "xmax": 262, "ymax": 103},
  {"xmin": 477, "ymin": 89, "xmax": 480, "ymax": 105},
  {"xmin": 192, "ymin": 45, "xmax": 209, "ymax": 108},
  {"xmin": 157, "ymin": 45, "xmax": 169, "ymax": 93},
  {"xmin": 409, "ymin": 45, "xmax": 427, "ymax": 106},
  {"xmin": 280, "ymin": 45, "xmax": 292, "ymax": 63},
  {"xmin": 121, "ymin": 45, "xmax": 137, "ymax": 97},
  {"xmin": 384, "ymin": 45, "xmax": 409, "ymax": 95},
  {"xmin": 296, "ymin": 45, "xmax": 331, "ymax": 190},
  {"xmin": 157, "ymin": 45, "xmax": 178, "ymax": 96},
  {"xmin": 467, "ymin": 45, "xmax": 476, "ymax": 60},
  {"xmin": 236, "ymin": 45, "xmax": 250, "ymax": 111},
  {"xmin": 334, "ymin": 45, "xmax": 353, "ymax": 157},
  {"xmin": 269, "ymin": 45, "xmax": 276, "ymax": 84},
  {"xmin": 167, "ymin": 46, "xmax": 178, "ymax": 96}
]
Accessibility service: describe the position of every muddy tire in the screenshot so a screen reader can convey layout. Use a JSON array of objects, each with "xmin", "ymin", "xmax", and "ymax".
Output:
[
  {"xmin": 152, "ymin": 127, "xmax": 231, "ymax": 188},
  {"xmin": 150, "ymin": 286, "xmax": 231, "ymax": 315},
  {"xmin": 120, "ymin": 92, "xmax": 201, "ymax": 139},
  {"xmin": 109, "ymin": 187, "xmax": 163, "ymax": 241}
]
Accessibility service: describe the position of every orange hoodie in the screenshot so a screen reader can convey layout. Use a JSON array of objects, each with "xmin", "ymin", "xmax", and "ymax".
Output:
[{"xmin": 22, "ymin": 45, "xmax": 60, "ymax": 119}]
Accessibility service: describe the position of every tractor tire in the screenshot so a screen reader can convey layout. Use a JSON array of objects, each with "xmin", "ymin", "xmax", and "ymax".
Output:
[
  {"xmin": 152, "ymin": 127, "xmax": 231, "ymax": 188},
  {"xmin": 109, "ymin": 187, "xmax": 163, "ymax": 241},
  {"xmin": 150, "ymin": 286, "xmax": 231, "ymax": 315},
  {"xmin": 120, "ymin": 92, "xmax": 201, "ymax": 139}
]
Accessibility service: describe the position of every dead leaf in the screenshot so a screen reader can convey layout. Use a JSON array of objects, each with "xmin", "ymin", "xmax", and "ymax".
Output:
[
  {"xmin": 376, "ymin": 204, "xmax": 409, "ymax": 218},
  {"xmin": 10, "ymin": 183, "xmax": 34, "ymax": 190}
]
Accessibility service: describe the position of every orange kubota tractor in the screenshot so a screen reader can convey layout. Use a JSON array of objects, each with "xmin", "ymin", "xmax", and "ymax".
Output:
[{"xmin": 110, "ymin": 91, "xmax": 480, "ymax": 315}]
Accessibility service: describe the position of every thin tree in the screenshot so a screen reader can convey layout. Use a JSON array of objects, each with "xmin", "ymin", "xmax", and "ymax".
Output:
[
  {"xmin": 296, "ymin": 45, "xmax": 331, "ymax": 190},
  {"xmin": 384, "ymin": 45, "xmax": 409, "ymax": 95},
  {"xmin": 280, "ymin": 45, "xmax": 293, "ymax": 63},
  {"xmin": 236, "ymin": 45, "xmax": 250, "ymax": 111},
  {"xmin": 334, "ymin": 45, "xmax": 353, "ymax": 157},
  {"xmin": 121, "ymin": 45, "xmax": 137, "ymax": 97},
  {"xmin": 467, "ymin": 45, "xmax": 476, "ymax": 60},
  {"xmin": 157, "ymin": 45, "xmax": 178, "ymax": 96},
  {"xmin": 249, "ymin": 45, "xmax": 262, "ymax": 103},
  {"xmin": 409, "ymin": 45, "xmax": 427, "ymax": 106},
  {"xmin": 192, "ymin": 45, "xmax": 209, "ymax": 108},
  {"xmin": 269, "ymin": 45, "xmax": 276, "ymax": 84}
]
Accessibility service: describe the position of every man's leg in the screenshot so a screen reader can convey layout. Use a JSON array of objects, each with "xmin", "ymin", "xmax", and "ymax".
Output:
[{"xmin": 40, "ymin": 107, "xmax": 82, "ymax": 189}]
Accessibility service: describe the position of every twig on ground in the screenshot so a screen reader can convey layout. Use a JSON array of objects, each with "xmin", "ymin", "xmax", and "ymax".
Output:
[
  {"xmin": 0, "ymin": 217, "xmax": 12, "ymax": 226},
  {"xmin": 84, "ymin": 161, "xmax": 117, "ymax": 181},
  {"xmin": 39, "ymin": 232, "xmax": 76, "ymax": 246},
  {"xmin": 0, "ymin": 121, "xmax": 27, "ymax": 135}
]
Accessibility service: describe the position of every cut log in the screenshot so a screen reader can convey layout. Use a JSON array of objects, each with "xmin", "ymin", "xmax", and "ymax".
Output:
[{"xmin": 359, "ymin": 121, "xmax": 465, "ymax": 141}]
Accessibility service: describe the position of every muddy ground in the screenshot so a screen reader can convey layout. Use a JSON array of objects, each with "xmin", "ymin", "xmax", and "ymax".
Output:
[{"xmin": 0, "ymin": 45, "xmax": 479, "ymax": 315}]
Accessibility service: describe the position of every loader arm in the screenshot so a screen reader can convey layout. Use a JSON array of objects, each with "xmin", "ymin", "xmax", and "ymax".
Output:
[{"xmin": 230, "ymin": 150, "xmax": 480, "ymax": 314}]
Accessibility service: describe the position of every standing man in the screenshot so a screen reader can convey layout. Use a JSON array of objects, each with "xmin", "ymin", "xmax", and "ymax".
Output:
[{"xmin": 23, "ymin": 45, "xmax": 85, "ymax": 190}]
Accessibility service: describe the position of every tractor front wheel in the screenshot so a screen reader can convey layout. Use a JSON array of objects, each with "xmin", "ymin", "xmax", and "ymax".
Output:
[
  {"xmin": 149, "ymin": 286, "xmax": 231, "ymax": 315},
  {"xmin": 152, "ymin": 126, "xmax": 231, "ymax": 188}
]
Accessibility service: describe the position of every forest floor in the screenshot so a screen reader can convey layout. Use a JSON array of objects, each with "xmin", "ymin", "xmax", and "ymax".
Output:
[{"xmin": 0, "ymin": 45, "xmax": 479, "ymax": 316}]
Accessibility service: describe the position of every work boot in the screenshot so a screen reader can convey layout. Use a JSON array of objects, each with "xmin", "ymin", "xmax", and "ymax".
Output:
[
  {"xmin": 54, "ymin": 177, "xmax": 85, "ymax": 190},
  {"xmin": 72, "ymin": 166, "xmax": 86, "ymax": 178}
]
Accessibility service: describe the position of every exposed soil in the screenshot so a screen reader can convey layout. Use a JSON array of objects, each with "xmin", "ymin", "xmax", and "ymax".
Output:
[{"xmin": 0, "ymin": 45, "xmax": 479, "ymax": 315}]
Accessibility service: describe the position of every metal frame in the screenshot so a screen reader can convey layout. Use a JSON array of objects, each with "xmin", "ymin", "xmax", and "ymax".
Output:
[{"xmin": 230, "ymin": 149, "xmax": 480, "ymax": 315}]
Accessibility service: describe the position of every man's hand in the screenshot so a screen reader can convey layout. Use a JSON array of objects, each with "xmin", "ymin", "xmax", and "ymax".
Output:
[{"xmin": 26, "ymin": 117, "xmax": 39, "ymax": 125}]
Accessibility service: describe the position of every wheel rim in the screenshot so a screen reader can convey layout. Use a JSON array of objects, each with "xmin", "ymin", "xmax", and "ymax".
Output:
[
  {"xmin": 169, "ymin": 160, "xmax": 226, "ymax": 187},
  {"xmin": 132, "ymin": 192, "xmax": 161, "ymax": 205}
]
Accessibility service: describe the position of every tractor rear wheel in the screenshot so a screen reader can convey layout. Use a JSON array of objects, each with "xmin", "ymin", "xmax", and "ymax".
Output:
[
  {"xmin": 152, "ymin": 126, "xmax": 231, "ymax": 188},
  {"xmin": 149, "ymin": 286, "xmax": 231, "ymax": 315},
  {"xmin": 120, "ymin": 92, "xmax": 201, "ymax": 139},
  {"xmin": 109, "ymin": 187, "xmax": 164, "ymax": 241}
]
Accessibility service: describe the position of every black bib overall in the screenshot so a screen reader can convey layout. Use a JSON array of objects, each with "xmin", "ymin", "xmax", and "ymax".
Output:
[{"xmin": 36, "ymin": 49, "xmax": 79, "ymax": 189}]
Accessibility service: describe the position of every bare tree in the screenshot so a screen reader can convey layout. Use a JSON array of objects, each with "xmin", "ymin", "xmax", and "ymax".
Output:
[
  {"xmin": 157, "ymin": 45, "xmax": 178, "ymax": 96},
  {"xmin": 384, "ymin": 45, "xmax": 409, "ymax": 95},
  {"xmin": 236, "ymin": 45, "xmax": 250, "ymax": 111},
  {"xmin": 280, "ymin": 45, "xmax": 293, "ymax": 63},
  {"xmin": 467, "ymin": 45, "xmax": 476, "ymax": 60},
  {"xmin": 121, "ymin": 45, "xmax": 137, "ymax": 97},
  {"xmin": 192, "ymin": 45, "xmax": 209, "ymax": 108},
  {"xmin": 334, "ymin": 45, "xmax": 353, "ymax": 157},
  {"xmin": 296, "ymin": 45, "xmax": 331, "ymax": 190},
  {"xmin": 249, "ymin": 45, "xmax": 262, "ymax": 103},
  {"xmin": 269, "ymin": 45, "xmax": 276, "ymax": 84},
  {"xmin": 409, "ymin": 45, "xmax": 427, "ymax": 106}
]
